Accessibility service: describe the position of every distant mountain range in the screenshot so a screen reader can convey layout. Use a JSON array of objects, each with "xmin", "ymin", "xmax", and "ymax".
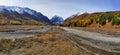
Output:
[
  {"xmin": 51, "ymin": 15, "xmax": 64, "ymax": 25},
  {"xmin": 0, "ymin": 6, "xmax": 51, "ymax": 25},
  {"xmin": 1, "ymin": 5, "xmax": 120, "ymax": 27}
]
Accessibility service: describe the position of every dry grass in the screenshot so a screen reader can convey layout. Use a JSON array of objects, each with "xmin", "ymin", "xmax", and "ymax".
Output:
[
  {"xmin": 0, "ymin": 25, "xmax": 45, "ymax": 32},
  {"xmin": 70, "ymin": 27, "xmax": 120, "ymax": 35},
  {"xmin": 0, "ymin": 27, "xmax": 93, "ymax": 55}
]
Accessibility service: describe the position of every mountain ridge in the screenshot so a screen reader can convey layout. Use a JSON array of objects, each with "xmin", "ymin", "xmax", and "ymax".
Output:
[{"xmin": 0, "ymin": 5, "xmax": 52, "ymax": 25}]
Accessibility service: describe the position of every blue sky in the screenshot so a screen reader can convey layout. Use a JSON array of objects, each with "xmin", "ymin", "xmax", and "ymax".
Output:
[{"xmin": 0, "ymin": 0, "xmax": 119, "ymax": 19}]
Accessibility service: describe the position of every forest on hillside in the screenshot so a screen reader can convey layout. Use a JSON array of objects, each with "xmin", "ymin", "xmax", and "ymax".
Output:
[{"xmin": 63, "ymin": 11, "xmax": 120, "ymax": 27}]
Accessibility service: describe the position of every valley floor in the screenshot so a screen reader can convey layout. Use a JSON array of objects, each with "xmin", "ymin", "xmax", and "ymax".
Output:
[{"xmin": 0, "ymin": 25, "xmax": 120, "ymax": 55}]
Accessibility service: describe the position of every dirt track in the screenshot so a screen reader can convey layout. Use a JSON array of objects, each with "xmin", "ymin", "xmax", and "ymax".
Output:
[{"xmin": 61, "ymin": 27, "xmax": 120, "ymax": 53}]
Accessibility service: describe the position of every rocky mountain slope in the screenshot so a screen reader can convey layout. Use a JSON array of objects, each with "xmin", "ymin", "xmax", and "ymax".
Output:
[{"xmin": 0, "ymin": 6, "xmax": 51, "ymax": 25}]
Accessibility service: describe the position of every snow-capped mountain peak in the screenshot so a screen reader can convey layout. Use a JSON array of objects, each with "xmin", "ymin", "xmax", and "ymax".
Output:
[
  {"xmin": 0, "ymin": 6, "xmax": 36, "ymax": 15},
  {"xmin": 51, "ymin": 15, "xmax": 64, "ymax": 25}
]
